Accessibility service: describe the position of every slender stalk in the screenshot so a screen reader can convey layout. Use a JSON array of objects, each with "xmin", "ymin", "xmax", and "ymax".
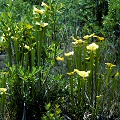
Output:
[
  {"xmin": 89, "ymin": 51, "xmax": 94, "ymax": 105},
  {"xmin": 70, "ymin": 76, "xmax": 74, "ymax": 114},
  {"xmin": 37, "ymin": 41, "xmax": 42, "ymax": 66},
  {"xmin": 81, "ymin": 78, "xmax": 86, "ymax": 108},
  {"xmin": 74, "ymin": 44, "xmax": 82, "ymax": 69},
  {"xmin": 78, "ymin": 76, "xmax": 81, "ymax": 109},
  {"xmin": 36, "ymin": 25, "xmax": 43, "ymax": 87},
  {"xmin": 74, "ymin": 44, "xmax": 82, "ymax": 109},
  {"xmin": 1, "ymin": 93, "xmax": 6, "ymax": 119},
  {"xmin": 24, "ymin": 52, "xmax": 29, "ymax": 69},
  {"xmin": 94, "ymin": 49, "xmax": 99, "ymax": 108},
  {"xmin": 83, "ymin": 42, "xmax": 87, "ymax": 70},
  {"xmin": 14, "ymin": 40, "xmax": 19, "ymax": 64},
  {"xmin": 52, "ymin": 10, "xmax": 57, "ymax": 61},
  {"xmin": 67, "ymin": 57, "xmax": 74, "ymax": 114},
  {"xmin": 74, "ymin": 46, "xmax": 79, "ymax": 69},
  {"xmin": 1, "ymin": 73, "xmax": 6, "ymax": 119},
  {"xmin": 87, "ymin": 62, "xmax": 91, "ymax": 103},
  {"xmin": 31, "ymin": 48, "xmax": 35, "ymax": 67},
  {"xmin": 78, "ymin": 45, "xmax": 82, "ymax": 69},
  {"xmin": 36, "ymin": 27, "xmax": 42, "ymax": 66},
  {"xmin": 7, "ymin": 39, "xmax": 12, "ymax": 67},
  {"xmin": 106, "ymin": 68, "xmax": 112, "ymax": 88},
  {"xmin": 21, "ymin": 44, "xmax": 24, "ymax": 67}
]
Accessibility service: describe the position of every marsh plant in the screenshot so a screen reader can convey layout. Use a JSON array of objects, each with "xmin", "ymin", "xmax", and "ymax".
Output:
[
  {"xmin": 0, "ymin": 0, "xmax": 120, "ymax": 120},
  {"xmin": 56, "ymin": 33, "xmax": 119, "ymax": 119},
  {"xmin": 0, "ymin": 0, "xmax": 64, "ymax": 119}
]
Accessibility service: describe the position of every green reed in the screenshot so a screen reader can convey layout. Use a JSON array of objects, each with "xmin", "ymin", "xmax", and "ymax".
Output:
[
  {"xmin": 64, "ymin": 34, "xmax": 119, "ymax": 118},
  {"xmin": 104, "ymin": 63, "xmax": 117, "ymax": 115},
  {"xmin": 94, "ymin": 48, "xmax": 99, "ymax": 108},
  {"xmin": 0, "ymin": 72, "xmax": 7, "ymax": 119},
  {"xmin": 74, "ymin": 42, "xmax": 82, "ymax": 109},
  {"xmin": 65, "ymin": 52, "xmax": 74, "ymax": 114}
]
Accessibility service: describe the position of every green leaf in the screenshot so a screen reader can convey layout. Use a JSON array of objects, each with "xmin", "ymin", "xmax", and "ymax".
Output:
[
  {"xmin": 45, "ymin": 103, "xmax": 51, "ymax": 110},
  {"xmin": 25, "ymin": 24, "xmax": 33, "ymax": 29},
  {"xmin": 0, "ymin": 36, "xmax": 4, "ymax": 44}
]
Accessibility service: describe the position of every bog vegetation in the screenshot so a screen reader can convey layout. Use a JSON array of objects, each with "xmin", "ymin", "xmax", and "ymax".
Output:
[{"xmin": 0, "ymin": 0, "xmax": 120, "ymax": 120}]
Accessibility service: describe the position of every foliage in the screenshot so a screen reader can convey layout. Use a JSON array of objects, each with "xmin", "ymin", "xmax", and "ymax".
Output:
[
  {"xmin": 0, "ymin": 0, "xmax": 65, "ymax": 119},
  {"xmin": 42, "ymin": 103, "xmax": 63, "ymax": 120},
  {"xmin": 102, "ymin": 0, "xmax": 120, "ymax": 63},
  {"xmin": 0, "ymin": 71, "xmax": 7, "ymax": 120},
  {"xmin": 1, "ymin": 65, "xmax": 64, "ymax": 120},
  {"xmin": 59, "ymin": 34, "xmax": 119, "ymax": 119},
  {"xmin": 0, "ymin": 0, "xmax": 120, "ymax": 120},
  {"xmin": 103, "ymin": 0, "xmax": 120, "ymax": 38}
]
